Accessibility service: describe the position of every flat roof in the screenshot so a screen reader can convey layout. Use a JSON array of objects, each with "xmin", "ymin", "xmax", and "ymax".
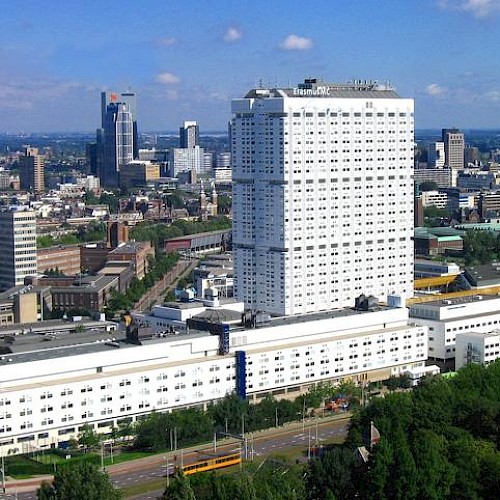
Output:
[
  {"xmin": 0, "ymin": 323, "xmax": 212, "ymax": 367},
  {"xmin": 460, "ymin": 331, "xmax": 500, "ymax": 338},
  {"xmin": 409, "ymin": 294, "xmax": 499, "ymax": 308},
  {"xmin": 465, "ymin": 264, "xmax": 500, "ymax": 287},
  {"xmin": 0, "ymin": 304, "xmax": 397, "ymax": 367}
]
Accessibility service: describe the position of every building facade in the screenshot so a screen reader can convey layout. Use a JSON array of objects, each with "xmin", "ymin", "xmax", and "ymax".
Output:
[
  {"xmin": 427, "ymin": 141, "xmax": 445, "ymax": 168},
  {"xmin": 103, "ymin": 102, "xmax": 134, "ymax": 187},
  {"xmin": 37, "ymin": 245, "xmax": 81, "ymax": 276},
  {"xmin": 455, "ymin": 331, "xmax": 500, "ymax": 370},
  {"xmin": 409, "ymin": 295, "xmax": 500, "ymax": 363},
  {"xmin": 19, "ymin": 147, "xmax": 44, "ymax": 193},
  {"xmin": 0, "ymin": 305, "xmax": 426, "ymax": 456},
  {"xmin": 169, "ymin": 146, "xmax": 205, "ymax": 177},
  {"xmin": 442, "ymin": 128, "xmax": 464, "ymax": 187},
  {"xmin": 179, "ymin": 121, "xmax": 199, "ymax": 148},
  {"xmin": 231, "ymin": 78, "xmax": 414, "ymax": 316},
  {"xmin": 0, "ymin": 209, "xmax": 37, "ymax": 292}
]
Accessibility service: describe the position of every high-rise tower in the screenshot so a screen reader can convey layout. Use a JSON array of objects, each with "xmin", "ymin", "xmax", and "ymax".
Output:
[
  {"xmin": 442, "ymin": 128, "xmax": 464, "ymax": 187},
  {"xmin": 101, "ymin": 90, "xmax": 138, "ymax": 158},
  {"xmin": 19, "ymin": 146, "xmax": 44, "ymax": 193},
  {"xmin": 231, "ymin": 78, "xmax": 415, "ymax": 316},
  {"xmin": 103, "ymin": 102, "xmax": 134, "ymax": 187},
  {"xmin": 0, "ymin": 208, "xmax": 37, "ymax": 291},
  {"xmin": 179, "ymin": 121, "xmax": 199, "ymax": 148}
]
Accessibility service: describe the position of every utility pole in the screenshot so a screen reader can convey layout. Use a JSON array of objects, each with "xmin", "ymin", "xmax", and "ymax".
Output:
[
  {"xmin": 174, "ymin": 427, "xmax": 177, "ymax": 451},
  {"xmin": 275, "ymin": 407, "xmax": 278, "ymax": 428},
  {"xmin": 213, "ymin": 432, "xmax": 217, "ymax": 453},
  {"xmin": 302, "ymin": 397, "xmax": 306, "ymax": 433},
  {"xmin": 100, "ymin": 442, "xmax": 104, "ymax": 470},
  {"xmin": 307, "ymin": 428, "xmax": 311, "ymax": 460},
  {"xmin": 315, "ymin": 417, "xmax": 319, "ymax": 446}
]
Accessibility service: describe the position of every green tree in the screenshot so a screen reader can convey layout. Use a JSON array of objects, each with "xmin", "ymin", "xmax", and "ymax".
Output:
[
  {"xmin": 412, "ymin": 429, "xmax": 455, "ymax": 500},
  {"xmin": 162, "ymin": 471, "xmax": 196, "ymax": 500},
  {"xmin": 306, "ymin": 447, "xmax": 354, "ymax": 500},
  {"xmin": 77, "ymin": 423, "xmax": 101, "ymax": 451},
  {"xmin": 37, "ymin": 462, "xmax": 121, "ymax": 499}
]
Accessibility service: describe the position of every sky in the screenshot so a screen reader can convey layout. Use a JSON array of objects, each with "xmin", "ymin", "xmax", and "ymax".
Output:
[{"xmin": 2, "ymin": 0, "xmax": 500, "ymax": 132}]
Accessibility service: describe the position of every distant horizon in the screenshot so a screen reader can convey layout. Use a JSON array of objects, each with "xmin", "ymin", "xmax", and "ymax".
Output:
[{"xmin": 2, "ymin": 128, "xmax": 500, "ymax": 136}]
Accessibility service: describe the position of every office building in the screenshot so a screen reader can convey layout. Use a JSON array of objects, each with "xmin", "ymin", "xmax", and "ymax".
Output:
[
  {"xmin": 442, "ymin": 128, "xmax": 465, "ymax": 187},
  {"xmin": 428, "ymin": 141, "xmax": 445, "ymax": 168},
  {"xmin": 102, "ymin": 102, "xmax": 134, "ymax": 186},
  {"xmin": 414, "ymin": 167, "xmax": 452, "ymax": 189},
  {"xmin": 216, "ymin": 152, "xmax": 232, "ymax": 169},
  {"xmin": 169, "ymin": 146, "xmax": 205, "ymax": 177},
  {"xmin": 464, "ymin": 146, "xmax": 480, "ymax": 166},
  {"xmin": 19, "ymin": 146, "xmax": 44, "ymax": 193},
  {"xmin": 0, "ymin": 208, "xmax": 37, "ymax": 292},
  {"xmin": 420, "ymin": 190, "xmax": 448, "ymax": 208},
  {"xmin": 179, "ymin": 121, "xmax": 199, "ymax": 148},
  {"xmin": 455, "ymin": 331, "xmax": 500, "ymax": 370},
  {"xmin": 119, "ymin": 161, "xmax": 160, "ymax": 189},
  {"xmin": 102, "ymin": 90, "xmax": 138, "ymax": 158},
  {"xmin": 231, "ymin": 78, "xmax": 414, "ymax": 316},
  {"xmin": 409, "ymin": 294, "xmax": 500, "ymax": 363}
]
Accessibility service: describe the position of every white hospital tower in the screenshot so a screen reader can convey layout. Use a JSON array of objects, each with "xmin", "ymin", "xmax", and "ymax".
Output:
[
  {"xmin": 0, "ymin": 79, "xmax": 429, "ymax": 456},
  {"xmin": 231, "ymin": 78, "xmax": 415, "ymax": 315}
]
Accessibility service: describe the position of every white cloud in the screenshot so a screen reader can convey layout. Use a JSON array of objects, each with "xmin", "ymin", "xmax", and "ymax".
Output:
[
  {"xmin": 438, "ymin": 0, "xmax": 500, "ymax": 17},
  {"xmin": 280, "ymin": 34, "xmax": 313, "ymax": 51},
  {"xmin": 485, "ymin": 90, "xmax": 500, "ymax": 102},
  {"xmin": 424, "ymin": 83, "xmax": 448, "ymax": 96},
  {"xmin": 157, "ymin": 37, "xmax": 177, "ymax": 47},
  {"xmin": 156, "ymin": 72, "xmax": 181, "ymax": 84},
  {"xmin": 223, "ymin": 27, "xmax": 243, "ymax": 43}
]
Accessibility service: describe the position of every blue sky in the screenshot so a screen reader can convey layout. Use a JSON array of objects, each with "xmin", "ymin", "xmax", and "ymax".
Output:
[{"xmin": 2, "ymin": 0, "xmax": 500, "ymax": 132}]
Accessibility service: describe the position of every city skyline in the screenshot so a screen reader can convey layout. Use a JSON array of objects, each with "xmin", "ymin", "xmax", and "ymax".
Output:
[{"xmin": 2, "ymin": 0, "xmax": 500, "ymax": 132}]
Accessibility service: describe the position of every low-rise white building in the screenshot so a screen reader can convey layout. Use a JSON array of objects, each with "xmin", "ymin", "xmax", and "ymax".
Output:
[
  {"xmin": 0, "ymin": 305, "xmax": 426, "ymax": 456},
  {"xmin": 421, "ymin": 190, "xmax": 448, "ymax": 209},
  {"xmin": 132, "ymin": 295, "xmax": 244, "ymax": 333},
  {"xmin": 409, "ymin": 294, "xmax": 500, "ymax": 362},
  {"xmin": 455, "ymin": 331, "xmax": 500, "ymax": 370}
]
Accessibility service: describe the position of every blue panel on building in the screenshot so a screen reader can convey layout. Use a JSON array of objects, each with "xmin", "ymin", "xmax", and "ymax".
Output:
[{"xmin": 235, "ymin": 350, "xmax": 246, "ymax": 399}]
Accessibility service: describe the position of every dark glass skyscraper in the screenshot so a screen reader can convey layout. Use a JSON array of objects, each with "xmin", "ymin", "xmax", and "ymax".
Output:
[
  {"xmin": 101, "ymin": 91, "xmax": 138, "ymax": 158},
  {"xmin": 179, "ymin": 121, "xmax": 199, "ymax": 148},
  {"xmin": 102, "ymin": 102, "xmax": 134, "ymax": 186}
]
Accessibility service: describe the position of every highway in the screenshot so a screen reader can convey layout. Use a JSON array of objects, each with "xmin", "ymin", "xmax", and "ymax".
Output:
[{"xmin": 10, "ymin": 415, "xmax": 349, "ymax": 500}]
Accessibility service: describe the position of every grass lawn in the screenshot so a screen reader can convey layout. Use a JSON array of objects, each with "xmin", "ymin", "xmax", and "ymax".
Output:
[
  {"xmin": 120, "ymin": 477, "xmax": 166, "ymax": 498},
  {"xmin": 104, "ymin": 450, "xmax": 152, "ymax": 467}
]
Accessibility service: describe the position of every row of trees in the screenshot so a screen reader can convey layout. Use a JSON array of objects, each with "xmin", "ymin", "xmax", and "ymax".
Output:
[
  {"xmin": 106, "ymin": 252, "xmax": 179, "ymax": 314},
  {"xmin": 37, "ymin": 462, "xmax": 121, "ymax": 499},
  {"xmin": 37, "ymin": 222, "xmax": 106, "ymax": 249},
  {"xmin": 462, "ymin": 229, "xmax": 500, "ymax": 265},
  {"xmin": 160, "ymin": 364, "xmax": 500, "ymax": 499},
  {"xmin": 129, "ymin": 217, "xmax": 232, "ymax": 250},
  {"xmin": 163, "ymin": 460, "xmax": 305, "ymax": 500},
  {"xmin": 134, "ymin": 382, "xmax": 359, "ymax": 452},
  {"xmin": 306, "ymin": 360, "xmax": 500, "ymax": 499}
]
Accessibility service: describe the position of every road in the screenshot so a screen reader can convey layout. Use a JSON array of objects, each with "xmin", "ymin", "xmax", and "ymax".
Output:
[{"xmin": 9, "ymin": 415, "xmax": 349, "ymax": 500}]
